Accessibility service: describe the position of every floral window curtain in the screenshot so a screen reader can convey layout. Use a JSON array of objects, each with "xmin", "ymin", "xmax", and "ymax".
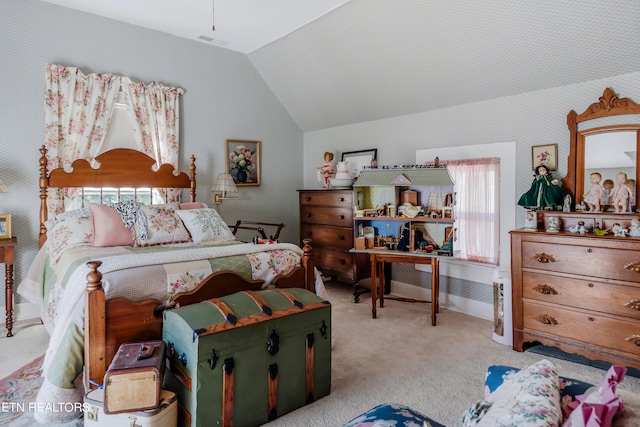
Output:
[
  {"xmin": 44, "ymin": 62, "xmax": 121, "ymax": 215},
  {"xmin": 121, "ymin": 78, "xmax": 184, "ymax": 202},
  {"xmin": 445, "ymin": 158, "xmax": 500, "ymax": 265}
]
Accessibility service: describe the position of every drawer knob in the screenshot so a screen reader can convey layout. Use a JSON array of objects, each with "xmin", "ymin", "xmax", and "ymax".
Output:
[
  {"xmin": 305, "ymin": 213, "xmax": 311, "ymax": 218},
  {"xmin": 532, "ymin": 253, "xmax": 557, "ymax": 263},
  {"xmin": 624, "ymin": 261, "xmax": 640, "ymax": 272},
  {"xmin": 338, "ymin": 197, "xmax": 345, "ymax": 202},
  {"xmin": 306, "ymin": 197, "xmax": 311, "ymax": 201},
  {"xmin": 536, "ymin": 314, "xmax": 558, "ymax": 325},
  {"xmin": 624, "ymin": 299, "xmax": 640, "ymax": 310},
  {"xmin": 306, "ymin": 231, "xmax": 312, "ymax": 237},
  {"xmin": 587, "ymin": 283, "xmax": 594, "ymax": 288},
  {"xmin": 338, "ymin": 215, "xmax": 345, "ymax": 220},
  {"xmin": 587, "ymin": 248, "xmax": 593, "ymax": 253},
  {"xmin": 588, "ymin": 317, "xmax": 595, "ymax": 322},
  {"xmin": 532, "ymin": 284, "xmax": 557, "ymax": 295},
  {"xmin": 338, "ymin": 235, "xmax": 345, "ymax": 241},
  {"xmin": 339, "ymin": 259, "xmax": 346, "ymax": 265},
  {"xmin": 625, "ymin": 334, "xmax": 640, "ymax": 346}
]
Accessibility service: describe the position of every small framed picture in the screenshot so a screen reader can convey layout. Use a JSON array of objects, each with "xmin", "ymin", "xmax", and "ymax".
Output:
[
  {"xmin": 227, "ymin": 139, "xmax": 260, "ymax": 186},
  {"xmin": 531, "ymin": 144, "xmax": 558, "ymax": 171},
  {"xmin": 0, "ymin": 214, "xmax": 11, "ymax": 239},
  {"xmin": 341, "ymin": 149, "xmax": 378, "ymax": 179}
]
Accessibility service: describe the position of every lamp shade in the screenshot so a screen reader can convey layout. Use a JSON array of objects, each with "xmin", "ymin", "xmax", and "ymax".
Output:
[{"xmin": 212, "ymin": 173, "xmax": 238, "ymax": 193}]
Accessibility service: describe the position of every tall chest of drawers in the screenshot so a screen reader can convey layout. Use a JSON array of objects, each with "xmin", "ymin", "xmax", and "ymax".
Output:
[
  {"xmin": 299, "ymin": 189, "xmax": 370, "ymax": 292},
  {"xmin": 511, "ymin": 229, "xmax": 640, "ymax": 370}
]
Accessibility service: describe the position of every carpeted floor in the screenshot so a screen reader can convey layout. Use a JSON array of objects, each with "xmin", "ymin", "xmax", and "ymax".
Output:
[
  {"xmin": 3, "ymin": 281, "xmax": 640, "ymax": 426},
  {"xmin": 0, "ymin": 355, "xmax": 44, "ymax": 426}
]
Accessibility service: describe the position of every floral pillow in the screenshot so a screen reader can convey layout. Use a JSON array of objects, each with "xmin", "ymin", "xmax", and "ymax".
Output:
[
  {"xmin": 462, "ymin": 359, "xmax": 562, "ymax": 426},
  {"xmin": 136, "ymin": 204, "xmax": 191, "ymax": 246},
  {"xmin": 45, "ymin": 209, "xmax": 93, "ymax": 262},
  {"xmin": 175, "ymin": 208, "xmax": 235, "ymax": 244}
]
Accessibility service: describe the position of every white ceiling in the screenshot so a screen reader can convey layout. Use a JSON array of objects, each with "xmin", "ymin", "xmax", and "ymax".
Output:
[
  {"xmin": 39, "ymin": 0, "xmax": 352, "ymax": 54},
  {"xmin": 39, "ymin": 0, "xmax": 640, "ymax": 132}
]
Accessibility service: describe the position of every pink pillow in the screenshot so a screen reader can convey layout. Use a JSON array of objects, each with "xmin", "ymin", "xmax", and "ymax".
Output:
[
  {"xmin": 179, "ymin": 202, "xmax": 208, "ymax": 210},
  {"xmin": 89, "ymin": 204, "xmax": 134, "ymax": 247}
]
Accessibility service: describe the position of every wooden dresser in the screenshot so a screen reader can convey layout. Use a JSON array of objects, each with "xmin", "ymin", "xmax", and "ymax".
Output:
[
  {"xmin": 511, "ymin": 223, "xmax": 640, "ymax": 370},
  {"xmin": 299, "ymin": 189, "xmax": 370, "ymax": 298}
]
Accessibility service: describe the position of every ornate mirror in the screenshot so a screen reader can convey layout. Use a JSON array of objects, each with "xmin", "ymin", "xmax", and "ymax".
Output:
[{"xmin": 564, "ymin": 88, "xmax": 640, "ymax": 212}]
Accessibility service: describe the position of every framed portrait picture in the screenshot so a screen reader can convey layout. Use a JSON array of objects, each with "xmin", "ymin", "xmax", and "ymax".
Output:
[
  {"xmin": 227, "ymin": 139, "xmax": 260, "ymax": 186},
  {"xmin": 531, "ymin": 144, "xmax": 558, "ymax": 171},
  {"xmin": 0, "ymin": 214, "xmax": 11, "ymax": 239},
  {"xmin": 341, "ymin": 149, "xmax": 378, "ymax": 179}
]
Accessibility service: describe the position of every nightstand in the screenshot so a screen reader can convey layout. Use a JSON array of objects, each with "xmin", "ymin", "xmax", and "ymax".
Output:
[{"xmin": 0, "ymin": 237, "xmax": 17, "ymax": 337}]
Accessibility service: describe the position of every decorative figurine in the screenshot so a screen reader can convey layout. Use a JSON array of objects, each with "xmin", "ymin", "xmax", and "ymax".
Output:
[
  {"xmin": 524, "ymin": 210, "xmax": 537, "ymax": 231},
  {"xmin": 627, "ymin": 178, "xmax": 636, "ymax": 206},
  {"xmin": 518, "ymin": 165, "xmax": 566, "ymax": 211},
  {"xmin": 594, "ymin": 226, "xmax": 609, "ymax": 236},
  {"xmin": 629, "ymin": 218, "xmax": 640, "ymax": 237},
  {"xmin": 317, "ymin": 151, "xmax": 335, "ymax": 189},
  {"xmin": 568, "ymin": 220, "xmax": 585, "ymax": 234},
  {"xmin": 583, "ymin": 172, "xmax": 605, "ymax": 212},
  {"xmin": 610, "ymin": 172, "xmax": 631, "ymax": 213},
  {"xmin": 612, "ymin": 222, "xmax": 628, "ymax": 237}
]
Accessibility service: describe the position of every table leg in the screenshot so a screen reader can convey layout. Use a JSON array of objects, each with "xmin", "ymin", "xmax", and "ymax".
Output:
[
  {"xmin": 5, "ymin": 263, "xmax": 14, "ymax": 337},
  {"xmin": 379, "ymin": 261, "xmax": 385, "ymax": 308},
  {"xmin": 430, "ymin": 258, "xmax": 438, "ymax": 326},
  {"xmin": 370, "ymin": 254, "xmax": 377, "ymax": 318}
]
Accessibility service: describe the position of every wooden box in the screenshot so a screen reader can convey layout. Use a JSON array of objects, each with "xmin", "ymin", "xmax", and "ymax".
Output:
[
  {"xmin": 401, "ymin": 190, "xmax": 418, "ymax": 206},
  {"xmin": 104, "ymin": 341, "xmax": 166, "ymax": 414}
]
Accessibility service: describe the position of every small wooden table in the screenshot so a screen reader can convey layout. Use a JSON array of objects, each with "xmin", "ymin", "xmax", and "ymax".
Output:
[
  {"xmin": 0, "ymin": 237, "xmax": 16, "ymax": 337},
  {"xmin": 354, "ymin": 249, "xmax": 442, "ymax": 326}
]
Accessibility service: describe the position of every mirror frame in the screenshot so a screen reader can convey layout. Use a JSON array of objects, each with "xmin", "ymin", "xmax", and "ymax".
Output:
[{"xmin": 564, "ymin": 88, "xmax": 640, "ymax": 208}]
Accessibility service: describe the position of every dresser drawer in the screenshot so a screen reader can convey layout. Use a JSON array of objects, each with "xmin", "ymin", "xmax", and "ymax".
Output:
[
  {"xmin": 299, "ymin": 191, "xmax": 352, "ymax": 207},
  {"xmin": 313, "ymin": 246, "xmax": 354, "ymax": 275},
  {"xmin": 300, "ymin": 224, "xmax": 353, "ymax": 249},
  {"xmin": 521, "ymin": 240, "xmax": 640, "ymax": 283},
  {"xmin": 300, "ymin": 206, "xmax": 353, "ymax": 227},
  {"xmin": 523, "ymin": 301, "xmax": 640, "ymax": 357},
  {"xmin": 523, "ymin": 271, "xmax": 640, "ymax": 320}
]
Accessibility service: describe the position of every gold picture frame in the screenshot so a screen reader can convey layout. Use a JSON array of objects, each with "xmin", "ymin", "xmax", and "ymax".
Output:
[
  {"xmin": 531, "ymin": 143, "xmax": 558, "ymax": 171},
  {"xmin": 0, "ymin": 214, "xmax": 11, "ymax": 239},
  {"xmin": 227, "ymin": 139, "xmax": 261, "ymax": 186}
]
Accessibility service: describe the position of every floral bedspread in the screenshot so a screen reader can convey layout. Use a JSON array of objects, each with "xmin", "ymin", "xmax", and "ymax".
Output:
[{"xmin": 17, "ymin": 240, "xmax": 308, "ymax": 424}]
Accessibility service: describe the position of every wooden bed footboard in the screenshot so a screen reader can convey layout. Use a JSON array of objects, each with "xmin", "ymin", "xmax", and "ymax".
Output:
[{"xmin": 84, "ymin": 239, "xmax": 315, "ymax": 389}]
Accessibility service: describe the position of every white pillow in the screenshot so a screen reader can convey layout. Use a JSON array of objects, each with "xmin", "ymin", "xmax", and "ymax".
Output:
[
  {"xmin": 46, "ymin": 210, "xmax": 93, "ymax": 261},
  {"xmin": 136, "ymin": 203, "xmax": 191, "ymax": 246},
  {"xmin": 175, "ymin": 208, "xmax": 235, "ymax": 244},
  {"xmin": 462, "ymin": 359, "xmax": 562, "ymax": 427}
]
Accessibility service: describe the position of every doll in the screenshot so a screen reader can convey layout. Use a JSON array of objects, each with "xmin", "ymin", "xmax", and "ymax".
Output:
[
  {"xmin": 602, "ymin": 179, "xmax": 614, "ymax": 205},
  {"xmin": 610, "ymin": 172, "xmax": 631, "ymax": 213},
  {"xmin": 518, "ymin": 165, "xmax": 566, "ymax": 210},
  {"xmin": 583, "ymin": 172, "xmax": 605, "ymax": 212},
  {"xmin": 629, "ymin": 218, "xmax": 640, "ymax": 237},
  {"xmin": 317, "ymin": 152, "xmax": 335, "ymax": 188}
]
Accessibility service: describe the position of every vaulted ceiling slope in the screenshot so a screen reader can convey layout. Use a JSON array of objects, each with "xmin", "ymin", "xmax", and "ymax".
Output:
[{"xmin": 248, "ymin": 0, "xmax": 640, "ymax": 131}]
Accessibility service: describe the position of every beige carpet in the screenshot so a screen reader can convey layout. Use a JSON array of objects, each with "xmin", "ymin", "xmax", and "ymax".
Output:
[
  {"xmin": 265, "ymin": 281, "xmax": 640, "ymax": 426},
  {"xmin": 3, "ymin": 282, "xmax": 640, "ymax": 426}
]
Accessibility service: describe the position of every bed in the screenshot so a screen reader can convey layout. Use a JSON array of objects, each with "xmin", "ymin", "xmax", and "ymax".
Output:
[{"xmin": 18, "ymin": 146, "xmax": 319, "ymax": 423}]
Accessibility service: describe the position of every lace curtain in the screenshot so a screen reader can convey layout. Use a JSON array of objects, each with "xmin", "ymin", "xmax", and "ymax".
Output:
[
  {"xmin": 440, "ymin": 157, "xmax": 500, "ymax": 265},
  {"xmin": 44, "ymin": 63, "xmax": 183, "ymax": 213}
]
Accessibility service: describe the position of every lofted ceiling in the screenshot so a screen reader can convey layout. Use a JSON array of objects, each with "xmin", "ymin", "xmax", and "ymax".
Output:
[{"xmin": 40, "ymin": 0, "xmax": 640, "ymax": 132}]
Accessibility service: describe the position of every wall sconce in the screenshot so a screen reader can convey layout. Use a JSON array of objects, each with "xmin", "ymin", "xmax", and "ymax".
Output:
[{"xmin": 211, "ymin": 173, "xmax": 239, "ymax": 204}]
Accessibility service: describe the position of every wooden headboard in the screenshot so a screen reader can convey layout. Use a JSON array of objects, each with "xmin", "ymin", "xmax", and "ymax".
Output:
[{"xmin": 38, "ymin": 145, "xmax": 197, "ymax": 247}]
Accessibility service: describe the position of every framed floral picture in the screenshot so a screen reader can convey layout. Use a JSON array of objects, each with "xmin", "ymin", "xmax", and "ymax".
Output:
[
  {"xmin": 227, "ymin": 139, "xmax": 260, "ymax": 186},
  {"xmin": 0, "ymin": 214, "xmax": 11, "ymax": 239},
  {"xmin": 531, "ymin": 144, "xmax": 558, "ymax": 171}
]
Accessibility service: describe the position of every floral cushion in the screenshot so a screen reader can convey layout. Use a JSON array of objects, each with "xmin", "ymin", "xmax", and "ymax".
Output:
[
  {"xmin": 136, "ymin": 203, "xmax": 191, "ymax": 246},
  {"xmin": 342, "ymin": 403, "xmax": 446, "ymax": 427},
  {"xmin": 45, "ymin": 209, "xmax": 93, "ymax": 262},
  {"xmin": 175, "ymin": 208, "xmax": 235, "ymax": 244},
  {"xmin": 462, "ymin": 359, "xmax": 562, "ymax": 426}
]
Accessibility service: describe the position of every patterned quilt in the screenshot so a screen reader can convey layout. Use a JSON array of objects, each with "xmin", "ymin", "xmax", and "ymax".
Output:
[{"xmin": 17, "ymin": 240, "xmax": 308, "ymax": 424}]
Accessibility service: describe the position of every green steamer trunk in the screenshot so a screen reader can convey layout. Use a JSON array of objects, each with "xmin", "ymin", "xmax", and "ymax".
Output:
[{"xmin": 163, "ymin": 288, "xmax": 332, "ymax": 427}]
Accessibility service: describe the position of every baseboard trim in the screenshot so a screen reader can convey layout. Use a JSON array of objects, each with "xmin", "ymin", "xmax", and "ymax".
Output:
[
  {"xmin": 0, "ymin": 302, "xmax": 41, "ymax": 325},
  {"xmin": 390, "ymin": 280, "xmax": 493, "ymax": 321}
]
